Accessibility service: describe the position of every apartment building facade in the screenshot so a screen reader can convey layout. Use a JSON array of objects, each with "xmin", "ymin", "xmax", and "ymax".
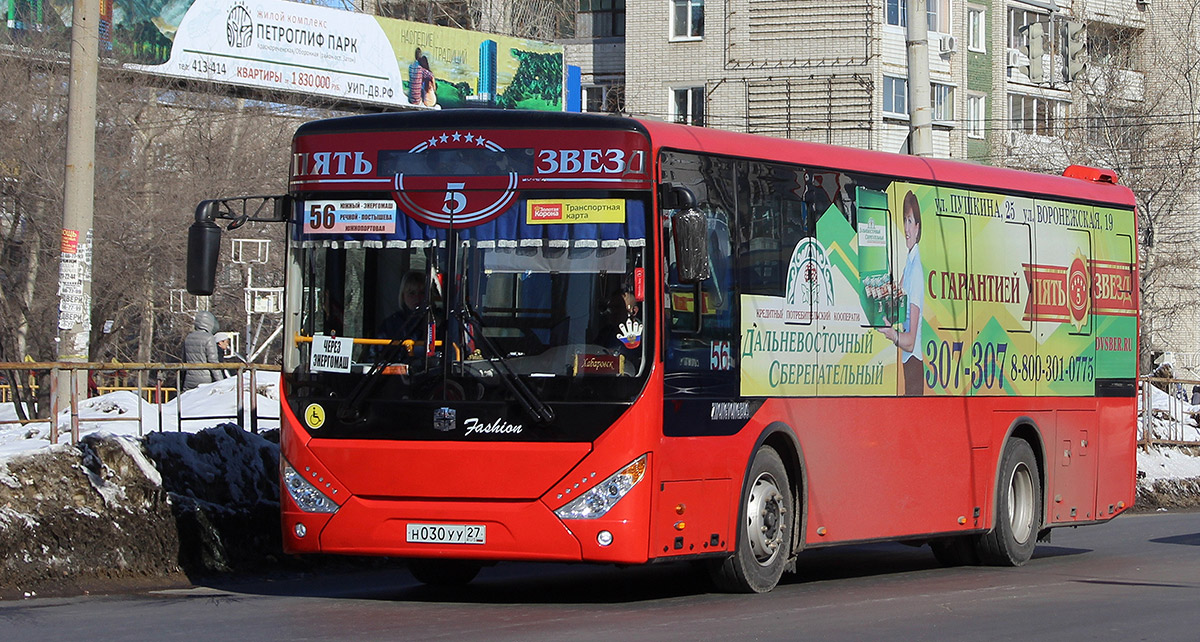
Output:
[
  {"xmin": 595, "ymin": 0, "xmax": 1199, "ymax": 372},
  {"xmin": 363, "ymin": 0, "xmax": 1194, "ymax": 371},
  {"xmin": 611, "ymin": 2, "xmax": 1147, "ymax": 160}
]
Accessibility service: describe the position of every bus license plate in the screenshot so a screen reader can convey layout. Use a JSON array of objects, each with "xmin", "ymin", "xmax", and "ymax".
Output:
[{"xmin": 406, "ymin": 523, "xmax": 486, "ymax": 545}]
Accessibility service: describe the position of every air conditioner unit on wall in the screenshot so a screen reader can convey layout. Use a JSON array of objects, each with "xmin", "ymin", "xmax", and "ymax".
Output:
[
  {"xmin": 940, "ymin": 35, "xmax": 958, "ymax": 53},
  {"xmin": 1007, "ymin": 50, "xmax": 1021, "ymax": 68}
]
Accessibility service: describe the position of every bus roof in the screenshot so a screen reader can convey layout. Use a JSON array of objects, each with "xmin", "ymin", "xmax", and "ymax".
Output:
[
  {"xmin": 635, "ymin": 117, "xmax": 1138, "ymax": 209},
  {"xmin": 295, "ymin": 109, "xmax": 648, "ymax": 138},
  {"xmin": 296, "ymin": 110, "xmax": 1136, "ymax": 209}
]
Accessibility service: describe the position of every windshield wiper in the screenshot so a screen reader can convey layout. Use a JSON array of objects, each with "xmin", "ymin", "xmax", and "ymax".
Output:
[
  {"xmin": 458, "ymin": 304, "xmax": 555, "ymax": 426},
  {"xmin": 337, "ymin": 308, "xmax": 430, "ymax": 423}
]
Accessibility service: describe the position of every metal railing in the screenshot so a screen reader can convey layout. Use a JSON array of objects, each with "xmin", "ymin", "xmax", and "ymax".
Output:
[
  {"xmin": 1, "ymin": 383, "xmax": 179, "ymax": 404},
  {"xmin": 7, "ymin": 366, "xmax": 1190, "ymax": 446},
  {"xmin": 0, "ymin": 361, "xmax": 281, "ymax": 444},
  {"xmin": 1140, "ymin": 376, "xmax": 1200, "ymax": 447}
]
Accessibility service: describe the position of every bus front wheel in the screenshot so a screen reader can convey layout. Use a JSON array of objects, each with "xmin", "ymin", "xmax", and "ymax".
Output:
[
  {"xmin": 708, "ymin": 445, "xmax": 793, "ymax": 593},
  {"xmin": 976, "ymin": 438, "xmax": 1042, "ymax": 566}
]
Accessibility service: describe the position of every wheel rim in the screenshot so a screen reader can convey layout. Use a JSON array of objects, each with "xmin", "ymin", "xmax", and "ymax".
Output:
[
  {"xmin": 746, "ymin": 471, "xmax": 787, "ymax": 566},
  {"xmin": 1007, "ymin": 461, "xmax": 1035, "ymax": 545}
]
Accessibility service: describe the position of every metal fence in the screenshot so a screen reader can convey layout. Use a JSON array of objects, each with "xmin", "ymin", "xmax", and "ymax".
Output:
[
  {"xmin": 5, "ymin": 364, "xmax": 1193, "ymax": 447},
  {"xmin": 1141, "ymin": 376, "xmax": 1200, "ymax": 447},
  {"xmin": 0, "ymin": 361, "xmax": 281, "ymax": 444}
]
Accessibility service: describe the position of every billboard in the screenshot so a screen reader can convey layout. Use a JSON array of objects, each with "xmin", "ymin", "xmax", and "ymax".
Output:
[
  {"xmin": 6, "ymin": 0, "xmax": 564, "ymax": 110},
  {"xmin": 738, "ymin": 181, "xmax": 1137, "ymax": 398}
]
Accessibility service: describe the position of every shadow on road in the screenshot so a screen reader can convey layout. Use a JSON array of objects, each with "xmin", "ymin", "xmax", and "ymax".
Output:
[
  {"xmin": 186, "ymin": 539, "xmax": 1091, "ymax": 605},
  {"xmin": 1149, "ymin": 532, "xmax": 1200, "ymax": 546},
  {"xmin": 1031, "ymin": 544, "xmax": 1093, "ymax": 559}
]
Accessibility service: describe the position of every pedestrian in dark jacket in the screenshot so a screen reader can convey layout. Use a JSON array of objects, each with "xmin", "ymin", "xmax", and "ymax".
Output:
[{"xmin": 182, "ymin": 310, "xmax": 226, "ymax": 391}]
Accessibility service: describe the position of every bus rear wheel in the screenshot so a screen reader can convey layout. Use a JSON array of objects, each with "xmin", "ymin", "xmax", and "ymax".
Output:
[
  {"xmin": 708, "ymin": 445, "xmax": 792, "ymax": 593},
  {"xmin": 407, "ymin": 559, "xmax": 482, "ymax": 586},
  {"xmin": 976, "ymin": 438, "xmax": 1042, "ymax": 566}
]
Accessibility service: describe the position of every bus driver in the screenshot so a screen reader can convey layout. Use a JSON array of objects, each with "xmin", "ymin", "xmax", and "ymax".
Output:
[{"xmin": 379, "ymin": 271, "xmax": 428, "ymax": 344}]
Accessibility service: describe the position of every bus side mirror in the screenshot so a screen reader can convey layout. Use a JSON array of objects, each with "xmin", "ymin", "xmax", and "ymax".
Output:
[
  {"xmin": 673, "ymin": 208, "xmax": 711, "ymax": 284},
  {"xmin": 187, "ymin": 201, "xmax": 222, "ymax": 295}
]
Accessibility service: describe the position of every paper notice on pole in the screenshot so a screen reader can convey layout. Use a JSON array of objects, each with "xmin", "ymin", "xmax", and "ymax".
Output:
[
  {"xmin": 57, "ymin": 228, "xmax": 93, "ymax": 331},
  {"xmin": 59, "ymin": 260, "xmax": 81, "ymax": 282},
  {"xmin": 61, "ymin": 229, "xmax": 79, "ymax": 253},
  {"xmin": 309, "ymin": 334, "xmax": 353, "ymax": 373}
]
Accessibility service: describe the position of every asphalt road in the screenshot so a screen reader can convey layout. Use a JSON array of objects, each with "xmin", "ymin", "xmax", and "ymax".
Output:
[{"xmin": 3, "ymin": 510, "xmax": 1199, "ymax": 641}]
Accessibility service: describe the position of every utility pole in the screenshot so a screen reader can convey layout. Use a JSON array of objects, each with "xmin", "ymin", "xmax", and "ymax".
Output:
[
  {"xmin": 905, "ymin": 0, "xmax": 933, "ymax": 157},
  {"xmin": 56, "ymin": 0, "xmax": 100, "ymax": 423}
]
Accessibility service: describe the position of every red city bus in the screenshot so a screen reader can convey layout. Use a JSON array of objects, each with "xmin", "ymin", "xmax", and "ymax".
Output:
[{"xmin": 188, "ymin": 110, "xmax": 1138, "ymax": 593}]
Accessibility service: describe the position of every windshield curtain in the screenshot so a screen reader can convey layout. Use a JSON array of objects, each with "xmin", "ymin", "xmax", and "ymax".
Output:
[{"xmin": 294, "ymin": 196, "xmax": 650, "ymax": 393}]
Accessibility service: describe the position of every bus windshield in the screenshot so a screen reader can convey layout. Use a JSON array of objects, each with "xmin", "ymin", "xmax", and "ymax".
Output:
[{"xmin": 294, "ymin": 193, "xmax": 650, "ymax": 403}]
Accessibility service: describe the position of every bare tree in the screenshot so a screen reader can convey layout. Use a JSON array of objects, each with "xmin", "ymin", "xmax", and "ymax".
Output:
[
  {"xmin": 0, "ymin": 55, "xmax": 69, "ymax": 367},
  {"xmin": 0, "ymin": 52, "xmax": 337, "ymax": 384},
  {"xmin": 1, "ymin": 0, "xmax": 577, "ymax": 397},
  {"xmin": 1085, "ymin": 3, "xmax": 1200, "ymax": 373},
  {"xmin": 1002, "ymin": 6, "xmax": 1200, "ymax": 373}
]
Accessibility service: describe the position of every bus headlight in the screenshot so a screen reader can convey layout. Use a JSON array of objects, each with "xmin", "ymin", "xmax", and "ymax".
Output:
[
  {"xmin": 283, "ymin": 462, "xmax": 340, "ymax": 513},
  {"xmin": 554, "ymin": 455, "xmax": 647, "ymax": 520}
]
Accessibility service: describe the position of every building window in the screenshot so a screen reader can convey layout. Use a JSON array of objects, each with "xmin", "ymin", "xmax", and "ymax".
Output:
[
  {"xmin": 967, "ymin": 6, "xmax": 985, "ymax": 52},
  {"xmin": 672, "ymin": 87, "xmax": 705, "ymax": 126},
  {"xmin": 927, "ymin": 0, "xmax": 950, "ymax": 33},
  {"xmin": 883, "ymin": 75, "xmax": 908, "ymax": 118},
  {"xmin": 1008, "ymin": 8, "xmax": 1049, "ymax": 50},
  {"xmin": 579, "ymin": 0, "xmax": 625, "ymax": 38},
  {"xmin": 967, "ymin": 94, "xmax": 985, "ymax": 138},
  {"xmin": 887, "ymin": 0, "xmax": 951, "ymax": 32},
  {"xmin": 584, "ymin": 86, "xmax": 607, "ymax": 113},
  {"xmin": 671, "ymin": 0, "xmax": 704, "ymax": 40},
  {"xmin": 932, "ymin": 83, "xmax": 955, "ymax": 123},
  {"xmin": 886, "ymin": 0, "xmax": 906, "ymax": 27},
  {"xmin": 1009, "ymin": 94, "xmax": 1065, "ymax": 137},
  {"xmin": 584, "ymin": 84, "xmax": 623, "ymax": 113},
  {"xmin": 1088, "ymin": 22, "xmax": 1139, "ymax": 69},
  {"xmin": 1088, "ymin": 106, "xmax": 1143, "ymax": 146}
]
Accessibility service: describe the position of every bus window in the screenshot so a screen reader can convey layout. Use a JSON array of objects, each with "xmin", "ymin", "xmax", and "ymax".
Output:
[
  {"xmin": 661, "ymin": 151, "xmax": 738, "ymax": 397},
  {"xmin": 740, "ymin": 161, "xmax": 809, "ymax": 296}
]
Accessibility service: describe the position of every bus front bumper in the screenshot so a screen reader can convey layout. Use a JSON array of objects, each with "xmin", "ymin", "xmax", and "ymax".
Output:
[{"xmin": 281, "ymin": 484, "xmax": 654, "ymax": 564}]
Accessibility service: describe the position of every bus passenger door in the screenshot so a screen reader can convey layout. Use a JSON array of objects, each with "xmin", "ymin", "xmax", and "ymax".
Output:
[
  {"xmin": 660, "ymin": 152, "xmax": 740, "ymax": 421},
  {"xmin": 658, "ymin": 152, "xmax": 743, "ymax": 552}
]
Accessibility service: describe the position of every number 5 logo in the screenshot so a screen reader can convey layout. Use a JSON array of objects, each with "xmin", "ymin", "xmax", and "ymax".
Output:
[{"xmin": 443, "ymin": 182, "xmax": 466, "ymax": 215}]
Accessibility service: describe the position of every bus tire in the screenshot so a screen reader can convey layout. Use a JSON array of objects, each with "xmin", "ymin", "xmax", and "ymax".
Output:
[
  {"xmin": 407, "ymin": 559, "xmax": 482, "ymax": 586},
  {"xmin": 708, "ymin": 445, "xmax": 792, "ymax": 593},
  {"xmin": 976, "ymin": 438, "xmax": 1042, "ymax": 566}
]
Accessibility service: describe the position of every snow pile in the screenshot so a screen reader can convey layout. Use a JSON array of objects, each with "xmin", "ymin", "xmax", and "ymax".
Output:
[
  {"xmin": 1136, "ymin": 383, "xmax": 1200, "ymax": 494},
  {"xmin": 1138, "ymin": 446, "xmax": 1200, "ymax": 483},
  {"xmin": 0, "ymin": 434, "xmax": 179, "ymax": 593},
  {"xmin": 0, "ymin": 373, "xmax": 284, "ymax": 596}
]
